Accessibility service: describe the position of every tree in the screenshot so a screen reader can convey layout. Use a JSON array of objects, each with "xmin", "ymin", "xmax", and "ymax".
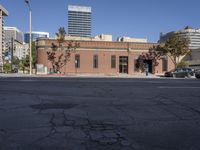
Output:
[
  {"xmin": 135, "ymin": 33, "xmax": 190, "ymax": 73},
  {"xmin": 177, "ymin": 61, "xmax": 189, "ymax": 68},
  {"xmin": 135, "ymin": 45, "xmax": 164, "ymax": 74},
  {"xmin": 20, "ymin": 55, "xmax": 30, "ymax": 71},
  {"xmin": 46, "ymin": 27, "xmax": 80, "ymax": 74},
  {"xmin": 56, "ymin": 27, "xmax": 66, "ymax": 46},
  {"xmin": 19, "ymin": 42, "xmax": 36, "ymax": 72},
  {"xmin": 12, "ymin": 56, "xmax": 20, "ymax": 65},
  {"xmin": 31, "ymin": 41, "xmax": 37, "ymax": 68},
  {"xmin": 3, "ymin": 63, "xmax": 11, "ymax": 73},
  {"xmin": 161, "ymin": 33, "xmax": 190, "ymax": 68}
]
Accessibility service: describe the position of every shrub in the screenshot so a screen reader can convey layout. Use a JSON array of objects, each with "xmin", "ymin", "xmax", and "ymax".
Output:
[{"xmin": 3, "ymin": 63, "xmax": 11, "ymax": 73}]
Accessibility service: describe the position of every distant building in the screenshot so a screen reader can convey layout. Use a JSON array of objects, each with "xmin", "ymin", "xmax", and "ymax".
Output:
[
  {"xmin": 4, "ymin": 26, "xmax": 23, "ymax": 43},
  {"xmin": 187, "ymin": 48, "xmax": 200, "ymax": 69},
  {"xmin": 4, "ymin": 27, "xmax": 28, "ymax": 60},
  {"xmin": 160, "ymin": 26, "xmax": 200, "ymax": 69},
  {"xmin": 160, "ymin": 26, "xmax": 200, "ymax": 50},
  {"xmin": 24, "ymin": 31, "xmax": 49, "ymax": 43},
  {"xmin": 4, "ymin": 40, "xmax": 29, "ymax": 61},
  {"xmin": 0, "ymin": 5, "xmax": 8, "ymax": 72},
  {"xmin": 64, "ymin": 34, "xmax": 112, "ymax": 42},
  {"xmin": 68, "ymin": 5, "xmax": 91, "ymax": 37},
  {"xmin": 117, "ymin": 36, "xmax": 147, "ymax": 43}
]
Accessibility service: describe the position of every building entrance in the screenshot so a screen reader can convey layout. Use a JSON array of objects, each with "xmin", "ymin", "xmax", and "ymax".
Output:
[
  {"xmin": 119, "ymin": 56, "xmax": 128, "ymax": 74},
  {"xmin": 144, "ymin": 60, "xmax": 153, "ymax": 73}
]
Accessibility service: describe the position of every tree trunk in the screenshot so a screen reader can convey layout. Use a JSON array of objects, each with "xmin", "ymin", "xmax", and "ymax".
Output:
[{"xmin": 174, "ymin": 56, "xmax": 177, "ymax": 69}]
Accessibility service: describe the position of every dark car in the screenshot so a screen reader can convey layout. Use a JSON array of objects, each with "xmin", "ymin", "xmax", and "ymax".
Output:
[
  {"xmin": 173, "ymin": 68, "xmax": 194, "ymax": 78},
  {"xmin": 195, "ymin": 69, "xmax": 200, "ymax": 79},
  {"xmin": 164, "ymin": 69, "xmax": 175, "ymax": 77},
  {"xmin": 164, "ymin": 68, "xmax": 194, "ymax": 78}
]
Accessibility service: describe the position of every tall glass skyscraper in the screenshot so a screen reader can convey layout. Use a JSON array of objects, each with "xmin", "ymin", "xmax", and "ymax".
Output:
[
  {"xmin": 24, "ymin": 32, "xmax": 49, "ymax": 43},
  {"xmin": 68, "ymin": 5, "xmax": 91, "ymax": 37}
]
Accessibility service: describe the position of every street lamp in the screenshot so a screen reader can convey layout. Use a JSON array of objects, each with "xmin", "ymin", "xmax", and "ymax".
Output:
[{"xmin": 25, "ymin": 0, "xmax": 32, "ymax": 75}]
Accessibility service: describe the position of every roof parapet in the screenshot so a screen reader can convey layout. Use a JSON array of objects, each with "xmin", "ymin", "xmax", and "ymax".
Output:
[{"xmin": 0, "ymin": 5, "xmax": 9, "ymax": 16}]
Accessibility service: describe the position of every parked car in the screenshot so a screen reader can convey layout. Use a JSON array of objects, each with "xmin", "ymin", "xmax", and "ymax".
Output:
[
  {"xmin": 164, "ymin": 69, "xmax": 174, "ymax": 77},
  {"xmin": 195, "ymin": 69, "xmax": 200, "ymax": 79},
  {"xmin": 11, "ymin": 64, "xmax": 18, "ymax": 73},
  {"xmin": 164, "ymin": 68, "xmax": 194, "ymax": 78}
]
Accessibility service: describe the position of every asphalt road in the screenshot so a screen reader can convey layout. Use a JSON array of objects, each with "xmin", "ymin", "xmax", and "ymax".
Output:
[{"xmin": 0, "ymin": 77, "xmax": 200, "ymax": 150}]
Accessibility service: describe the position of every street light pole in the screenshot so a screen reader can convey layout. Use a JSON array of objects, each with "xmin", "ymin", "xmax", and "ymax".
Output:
[{"xmin": 25, "ymin": 0, "xmax": 32, "ymax": 75}]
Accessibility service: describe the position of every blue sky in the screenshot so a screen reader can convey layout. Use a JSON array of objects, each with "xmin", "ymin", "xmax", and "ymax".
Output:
[{"xmin": 0, "ymin": 0, "xmax": 200, "ymax": 42}]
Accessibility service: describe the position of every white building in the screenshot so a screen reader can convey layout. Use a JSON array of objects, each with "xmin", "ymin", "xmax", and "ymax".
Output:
[
  {"xmin": 160, "ymin": 26, "xmax": 200, "ymax": 50},
  {"xmin": 64, "ymin": 34, "xmax": 112, "ymax": 42},
  {"xmin": 4, "ymin": 26, "xmax": 29, "ymax": 60},
  {"xmin": 160, "ymin": 26, "xmax": 200, "ymax": 69},
  {"xmin": 179, "ymin": 27, "xmax": 200, "ymax": 50},
  {"xmin": 0, "ymin": 5, "xmax": 8, "ymax": 72},
  {"xmin": 117, "ymin": 36, "xmax": 148, "ymax": 43},
  {"xmin": 4, "ymin": 26, "xmax": 23, "ymax": 43}
]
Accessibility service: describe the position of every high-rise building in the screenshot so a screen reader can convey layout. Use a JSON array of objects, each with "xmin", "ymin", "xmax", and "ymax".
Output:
[
  {"xmin": 0, "ymin": 5, "xmax": 8, "ymax": 72},
  {"xmin": 4, "ymin": 27, "xmax": 28, "ymax": 60},
  {"xmin": 4, "ymin": 26, "xmax": 23, "ymax": 44},
  {"xmin": 68, "ymin": 5, "xmax": 91, "ymax": 37},
  {"xmin": 160, "ymin": 26, "xmax": 200, "ymax": 50},
  {"xmin": 160, "ymin": 26, "xmax": 200, "ymax": 69},
  {"xmin": 24, "ymin": 31, "xmax": 49, "ymax": 43}
]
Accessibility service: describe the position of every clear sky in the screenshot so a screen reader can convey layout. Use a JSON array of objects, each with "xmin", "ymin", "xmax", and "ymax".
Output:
[{"xmin": 0, "ymin": 0, "xmax": 200, "ymax": 42}]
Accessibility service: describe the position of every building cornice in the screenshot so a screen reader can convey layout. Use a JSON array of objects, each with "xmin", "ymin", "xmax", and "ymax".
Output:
[{"xmin": 0, "ymin": 5, "xmax": 8, "ymax": 16}]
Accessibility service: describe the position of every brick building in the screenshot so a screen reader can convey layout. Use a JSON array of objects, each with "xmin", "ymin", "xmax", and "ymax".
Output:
[{"xmin": 36, "ymin": 38, "xmax": 174, "ymax": 75}]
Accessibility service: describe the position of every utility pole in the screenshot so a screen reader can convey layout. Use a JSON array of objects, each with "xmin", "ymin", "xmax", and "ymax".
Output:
[
  {"xmin": 25, "ymin": 0, "xmax": 32, "ymax": 75},
  {"xmin": 10, "ymin": 37, "xmax": 14, "ymax": 72}
]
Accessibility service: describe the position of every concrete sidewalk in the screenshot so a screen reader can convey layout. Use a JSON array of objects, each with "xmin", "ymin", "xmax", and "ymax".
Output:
[{"xmin": 0, "ymin": 73, "xmax": 160, "ymax": 79}]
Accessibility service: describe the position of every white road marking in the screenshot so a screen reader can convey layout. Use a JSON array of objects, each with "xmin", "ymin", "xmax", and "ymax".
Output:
[{"xmin": 157, "ymin": 86, "xmax": 200, "ymax": 89}]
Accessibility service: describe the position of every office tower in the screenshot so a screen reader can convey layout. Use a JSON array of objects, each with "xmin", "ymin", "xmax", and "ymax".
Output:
[
  {"xmin": 4, "ymin": 27, "xmax": 29, "ymax": 60},
  {"xmin": 24, "ymin": 31, "xmax": 49, "ymax": 43},
  {"xmin": 0, "ymin": 5, "xmax": 8, "ymax": 72},
  {"xmin": 4, "ymin": 26, "xmax": 23, "ymax": 44},
  {"xmin": 160, "ymin": 26, "xmax": 200, "ymax": 50},
  {"xmin": 160, "ymin": 26, "xmax": 200, "ymax": 69},
  {"xmin": 68, "ymin": 5, "xmax": 91, "ymax": 37}
]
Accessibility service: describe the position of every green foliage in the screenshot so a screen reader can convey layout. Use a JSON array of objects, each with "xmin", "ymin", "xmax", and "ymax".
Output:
[
  {"xmin": 31, "ymin": 41, "xmax": 37, "ymax": 68},
  {"xmin": 12, "ymin": 56, "xmax": 20, "ymax": 65},
  {"xmin": 177, "ymin": 61, "xmax": 189, "ymax": 68},
  {"xmin": 153, "ymin": 33, "xmax": 190, "ymax": 68},
  {"xmin": 136, "ymin": 33, "xmax": 190, "ymax": 73},
  {"xmin": 21, "ymin": 55, "xmax": 30, "ymax": 67},
  {"xmin": 18, "ymin": 41, "xmax": 36, "ymax": 71},
  {"xmin": 164, "ymin": 33, "xmax": 190, "ymax": 68},
  {"xmin": 56, "ymin": 27, "xmax": 66, "ymax": 46},
  {"xmin": 3, "ymin": 63, "xmax": 11, "ymax": 73}
]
